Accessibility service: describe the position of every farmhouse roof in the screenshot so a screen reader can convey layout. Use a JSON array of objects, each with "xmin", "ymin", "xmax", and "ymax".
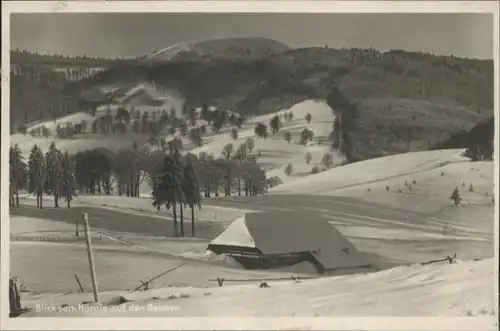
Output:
[{"xmin": 208, "ymin": 210, "xmax": 370, "ymax": 270}]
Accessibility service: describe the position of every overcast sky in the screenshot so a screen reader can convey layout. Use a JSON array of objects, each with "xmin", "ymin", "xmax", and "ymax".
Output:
[{"xmin": 10, "ymin": 13, "xmax": 494, "ymax": 59}]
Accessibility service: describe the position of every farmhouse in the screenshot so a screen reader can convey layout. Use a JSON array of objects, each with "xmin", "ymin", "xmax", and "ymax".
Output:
[
  {"xmin": 118, "ymin": 85, "xmax": 164, "ymax": 107},
  {"xmin": 207, "ymin": 211, "xmax": 372, "ymax": 274}
]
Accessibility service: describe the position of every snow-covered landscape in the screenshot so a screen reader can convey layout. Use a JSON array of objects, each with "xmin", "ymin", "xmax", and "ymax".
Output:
[
  {"xmin": 5, "ymin": 8, "xmax": 497, "ymax": 329},
  {"xmin": 9, "ymin": 97, "xmax": 496, "ymax": 317}
]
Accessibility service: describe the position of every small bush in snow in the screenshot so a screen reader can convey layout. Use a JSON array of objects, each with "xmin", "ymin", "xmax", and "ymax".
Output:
[
  {"xmin": 18, "ymin": 124, "xmax": 27, "ymax": 135},
  {"xmin": 321, "ymin": 152, "xmax": 334, "ymax": 169},
  {"xmin": 300, "ymin": 128, "xmax": 314, "ymax": 145},
  {"xmin": 304, "ymin": 152, "xmax": 312, "ymax": 164},
  {"xmin": 311, "ymin": 166, "xmax": 321, "ymax": 174},
  {"xmin": 230, "ymin": 128, "xmax": 238, "ymax": 140},
  {"xmin": 398, "ymin": 188, "xmax": 403, "ymax": 193},
  {"xmin": 469, "ymin": 184, "xmax": 474, "ymax": 192},
  {"xmin": 246, "ymin": 137, "xmax": 255, "ymax": 153},
  {"xmin": 254, "ymin": 122, "xmax": 268, "ymax": 139},
  {"xmin": 412, "ymin": 180, "xmax": 416, "ymax": 184},
  {"xmin": 441, "ymin": 171, "xmax": 445, "ymax": 176},
  {"xmin": 284, "ymin": 163, "xmax": 294, "ymax": 176},
  {"xmin": 305, "ymin": 113, "xmax": 312, "ymax": 124},
  {"xmin": 42, "ymin": 126, "xmax": 52, "ymax": 137},
  {"xmin": 386, "ymin": 185, "xmax": 389, "ymax": 192},
  {"xmin": 284, "ymin": 131, "xmax": 292, "ymax": 144}
]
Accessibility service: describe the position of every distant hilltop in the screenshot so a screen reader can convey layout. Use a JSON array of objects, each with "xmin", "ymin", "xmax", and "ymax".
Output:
[
  {"xmin": 11, "ymin": 37, "xmax": 292, "ymax": 66},
  {"xmin": 139, "ymin": 37, "xmax": 292, "ymax": 62}
]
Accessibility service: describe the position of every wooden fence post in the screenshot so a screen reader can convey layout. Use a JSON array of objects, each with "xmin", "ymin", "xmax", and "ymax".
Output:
[
  {"xmin": 82, "ymin": 212, "xmax": 99, "ymax": 303},
  {"xmin": 9, "ymin": 277, "xmax": 21, "ymax": 317},
  {"xmin": 74, "ymin": 273, "xmax": 84, "ymax": 293}
]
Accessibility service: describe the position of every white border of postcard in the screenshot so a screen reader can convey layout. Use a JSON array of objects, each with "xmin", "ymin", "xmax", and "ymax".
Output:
[{"xmin": 1, "ymin": 1, "xmax": 499, "ymax": 330}]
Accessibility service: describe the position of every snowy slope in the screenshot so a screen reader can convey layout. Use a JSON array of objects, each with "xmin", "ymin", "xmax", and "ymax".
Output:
[
  {"xmin": 269, "ymin": 148, "xmax": 494, "ymax": 217},
  {"xmin": 144, "ymin": 42, "xmax": 193, "ymax": 62},
  {"xmin": 11, "ymin": 132, "xmax": 151, "ymax": 159},
  {"xmin": 188, "ymin": 100, "xmax": 339, "ymax": 184},
  {"xmin": 13, "ymin": 98, "xmax": 337, "ymax": 190},
  {"xmin": 26, "ymin": 112, "xmax": 95, "ymax": 134},
  {"xmin": 11, "ymin": 82, "xmax": 185, "ymax": 158},
  {"xmin": 270, "ymin": 149, "xmax": 469, "ymax": 195}
]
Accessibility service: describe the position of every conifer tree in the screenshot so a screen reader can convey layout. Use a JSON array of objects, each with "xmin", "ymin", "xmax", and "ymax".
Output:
[
  {"xmin": 152, "ymin": 151, "xmax": 185, "ymax": 237},
  {"xmin": 9, "ymin": 144, "xmax": 27, "ymax": 207},
  {"xmin": 44, "ymin": 142, "xmax": 64, "ymax": 207},
  {"xmin": 450, "ymin": 187, "xmax": 462, "ymax": 206},
  {"xmin": 61, "ymin": 151, "xmax": 77, "ymax": 207},
  {"xmin": 269, "ymin": 115, "xmax": 281, "ymax": 134},
  {"xmin": 27, "ymin": 144, "xmax": 46, "ymax": 209}
]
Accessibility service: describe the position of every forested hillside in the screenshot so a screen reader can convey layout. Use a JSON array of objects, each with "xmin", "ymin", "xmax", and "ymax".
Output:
[{"xmin": 10, "ymin": 44, "xmax": 494, "ymax": 161}]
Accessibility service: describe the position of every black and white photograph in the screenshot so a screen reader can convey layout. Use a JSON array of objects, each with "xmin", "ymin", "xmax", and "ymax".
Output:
[{"xmin": 2, "ymin": 1, "xmax": 498, "ymax": 328}]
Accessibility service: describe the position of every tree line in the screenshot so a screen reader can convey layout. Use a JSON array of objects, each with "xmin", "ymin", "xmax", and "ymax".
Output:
[
  {"xmin": 22, "ymin": 101, "xmax": 250, "ymax": 143},
  {"xmin": 9, "ymin": 143, "xmax": 76, "ymax": 208},
  {"xmin": 11, "ymin": 49, "xmax": 131, "ymax": 66},
  {"xmin": 72, "ymin": 140, "xmax": 267, "ymax": 200},
  {"xmin": 9, "ymin": 139, "xmax": 268, "ymax": 237}
]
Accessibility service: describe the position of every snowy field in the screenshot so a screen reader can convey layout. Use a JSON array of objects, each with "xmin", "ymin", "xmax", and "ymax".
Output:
[
  {"xmin": 10, "ymin": 150, "xmax": 495, "ymax": 318},
  {"xmin": 8, "ymin": 95, "xmax": 496, "ymax": 318},
  {"xmin": 11, "ymin": 217, "xmax": 311, "ymax": 294},
  {"xmin": 19, "ymin": 258, "xmax": 496, "ymax": 317}
]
